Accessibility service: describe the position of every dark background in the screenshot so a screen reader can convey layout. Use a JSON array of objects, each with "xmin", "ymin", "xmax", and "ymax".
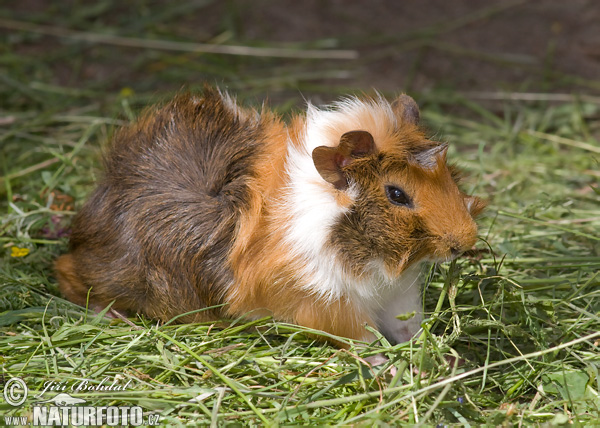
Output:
[{"xmin": 3, "ymin": 0, "xmax": 600, "ymax": 110}]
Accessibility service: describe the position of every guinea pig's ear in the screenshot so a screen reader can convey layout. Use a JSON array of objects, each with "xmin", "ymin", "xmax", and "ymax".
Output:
[
  {"xmin": 391, "ymin": 94, "xmax": 420, "ymax": 125},
  {"xmin": 312, "ymin": 130, "xmax": 375, "ymax": 190},
  {"xmin": 464, "ymin": 195, "xmax": 487, "ymax": 217},
  {"xmin": 410, "ymin": 142, "xmax": 448, "ymax": 170}
]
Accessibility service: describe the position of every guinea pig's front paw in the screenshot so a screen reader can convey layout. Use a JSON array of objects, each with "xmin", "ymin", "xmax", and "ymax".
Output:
[
  {"xmin": 363, "ymin": 354, "xmax": 401, "ymax": 378},
  {"xmin": 378, "ymin": 314, "xmax": 423, "ymax": 345},
  {"xmin": 376, "ymin": 301, "xmax": 423, "ymax": 345},
  {"xmin": 386, "ymin": 322, "xmax": 421, "ymax": 345},
  {"xmin": 364, "ymin": 353, "xmax": 389, "ymax": 367},
  {"xmin": 88, "ymin": 304, "xmax": 132, "ymax": 323}
]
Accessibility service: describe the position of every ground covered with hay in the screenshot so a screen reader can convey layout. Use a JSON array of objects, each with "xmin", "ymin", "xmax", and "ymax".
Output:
[{"xmin": 1, "ymin": 2, "xmax": 599, "ymax": 426}]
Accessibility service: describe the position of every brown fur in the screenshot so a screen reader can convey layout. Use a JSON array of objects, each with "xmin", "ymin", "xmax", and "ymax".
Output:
[
  {"xmin": 336, "ymin": 150, "xmax": 478, "ymax": 270},
  {"xmin": 56, "ymin": 86, "xmax": 484, "ymax": 345},
  {"xmin": 57, "ymin": 87, "xmax": 287, "ymax": 322}
]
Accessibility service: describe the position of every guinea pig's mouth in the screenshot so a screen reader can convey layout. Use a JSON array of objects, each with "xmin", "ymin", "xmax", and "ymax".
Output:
[
  {"xmin": 426, "ymin": 252, "xmax": 462, "ymax": 264},
  {"xmin": 426, "ymin": 233, "xmax": 478, "ymax": 264},
  {"xmin": 428, "ymin": 244, "xmax": 482, "ymax": 265},
  {"xmin": 377, "ymin": 241, "xmax": 471, "ymax": 279}
]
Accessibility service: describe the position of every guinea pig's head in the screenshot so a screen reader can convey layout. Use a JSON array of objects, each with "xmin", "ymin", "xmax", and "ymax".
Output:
[{"xmin": 312, "ymin": 95, "xmax": 485, "ymax": 279}]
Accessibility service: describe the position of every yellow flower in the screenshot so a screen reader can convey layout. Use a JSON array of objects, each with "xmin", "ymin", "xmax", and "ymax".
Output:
[
  {"xmin": 119, "ymin": 87, "xmax": 135, "ymax": 98},
  {"xmin": 10, "ymin": 246, "xmax": 30, "ymax": 258}
]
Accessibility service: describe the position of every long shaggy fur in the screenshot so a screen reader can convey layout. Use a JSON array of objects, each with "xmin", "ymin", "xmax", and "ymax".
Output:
[{"xmin": 56, "ymin": 86, "xmax": 484, "ymax": 345}]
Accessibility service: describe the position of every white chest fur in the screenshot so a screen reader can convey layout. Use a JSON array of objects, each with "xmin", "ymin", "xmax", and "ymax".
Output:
[
  {"xmin": 281, "ymin": 99, "xmax": 425, "ymax": 343},
  {"xmin": 371, "ymin": 263, "xmax": 424, "ymax": 344}
]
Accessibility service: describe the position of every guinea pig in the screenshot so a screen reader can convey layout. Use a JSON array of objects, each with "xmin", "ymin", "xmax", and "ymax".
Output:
[{"xmin": 55, "ymin": 86, "xmax": 485, "ymax": 346}]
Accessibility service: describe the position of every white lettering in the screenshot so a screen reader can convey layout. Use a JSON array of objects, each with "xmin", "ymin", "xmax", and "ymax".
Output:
[
  {"xmin": 106, "ymin": 406, "xmax": 119, "ymax": 426},
  {"xmin": 72, "ymin": 379, "xmax": 89, "ymax": 393},
  {"xmin": 71, "ymin": 406, "xmax": 83, "ymax": 426},
  {"xmin": 83, "ymin": 406, "xmax": 95, "ymax": 426},
  {"xmin": 96, "ymin": 377, "xmax": 109, "ymax": 391},
  {"xmin": 46, "ymin": 407, "xmax": 61, "ymax": 425},
  {"xmin": 31, "ymin": 405, "xmax": 145, "ymax": 426},
  {"xmin": 60, "ymin": 407, "xmax": 70, "ymax": 423},
  {"xmin": 4, "ymin": 416, "xmax": 29, "ymax": 426},
  {"xmin": 96, "ymin": 406, "xmax": 106, "ymax": 425},
  {"xmin": 32, "ymin": 406, "xmax": 47, "ymax": 425},
  {"xmin": 108, "ymin": 376, "xmax": 119, "ymax": 391},
  {"xmin": 36, "ymin": 380, "xmax": 67, "ymax": 398},
  {"xmin": 130, "ymin": 406, "xmax": 143, "ymax": 426}
]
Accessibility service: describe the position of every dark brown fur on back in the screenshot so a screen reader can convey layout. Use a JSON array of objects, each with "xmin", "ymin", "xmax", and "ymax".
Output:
[{"xmin": 61, "ymin": 88, "xmax": 278, "ymax": 321}]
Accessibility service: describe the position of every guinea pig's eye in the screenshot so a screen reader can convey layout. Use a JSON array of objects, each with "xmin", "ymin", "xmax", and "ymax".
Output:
[{"xmin": 385, "ymin": 185, "xmax": 413, "ymax": 208}]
